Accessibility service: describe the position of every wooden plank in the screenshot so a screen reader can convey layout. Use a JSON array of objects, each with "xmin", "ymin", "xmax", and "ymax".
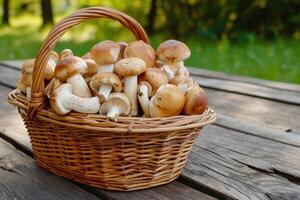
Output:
[
  {"xmin": 206, "ymin": 88, "xmax": 300, "ymax": 134},
  {"xmin": 0, "ymin": 137, "xmax": 101, "ymax": 200},
  {"xmin": 84, "ymin": 181, "xmax": 216, "ymax": 200},
  {"xmin": 0, "ymin": 86, "xmax": 216, "ymax": 200},
  {"xmin": 2, "ymin": 63, "xmax": 300, "ymax": 134},
  {"xmin": 181, "ymin": 123, "xmax": 300, "ymax": 200},
  {"xmin": 189, "ymin": 67, "xmax": 300, "ymax": 93},
  {"xmin": 192, "ymin": 75, "xmax": 300, "ymax": 105}
]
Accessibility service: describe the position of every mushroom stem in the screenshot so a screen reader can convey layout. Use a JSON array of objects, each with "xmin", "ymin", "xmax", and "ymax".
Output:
[
  {"xmin": 26, "ymin": 87, "xmax": 31, "ymax": 99},
  {"xmin": 124, "ymin": 76, "xmax": 138, "ymax": 116},
  {"xmin": 138, "ymin": 84, "xmax": 150, "ymax": 117},
  {"xmin": 97, "ymin": 64, "xmax": 114, "ymax": 73},
  {"xmin": 67, "ymin": 74, "xmax": 91, "ymax": 98},
  {"xmin": 98, "ymin": 84, "xmax": 113, "ymax": 102},
  {"xmin": 107, "ymin": 106, "xmax": 120, "ymax": 119},
  {"xmin": 63, "ymin": 93, "xmax": 100, "ymax": 113},
  {"xmin": 162, "ymin": 65, "xmax": 175, "ymax": 81}
]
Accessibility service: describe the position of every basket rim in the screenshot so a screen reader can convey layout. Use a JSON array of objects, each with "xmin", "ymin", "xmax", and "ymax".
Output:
[{"xmin": 8, "ymin": 89, "xmax": 216, "ymax": 133}]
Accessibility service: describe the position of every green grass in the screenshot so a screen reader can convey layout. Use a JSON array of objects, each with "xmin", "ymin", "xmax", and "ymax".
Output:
[{"xmin": 1, "ymin": 15, "xmax": 300, "ymax": 84}]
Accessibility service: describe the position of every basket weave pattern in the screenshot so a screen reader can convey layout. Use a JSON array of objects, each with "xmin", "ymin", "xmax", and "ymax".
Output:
[{"xmin": 8, "ymin": 7, "xmax": 216, "ymax": 191}]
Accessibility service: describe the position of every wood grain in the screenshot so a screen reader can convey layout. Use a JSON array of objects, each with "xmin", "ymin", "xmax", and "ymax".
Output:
[
  {"xmin": 192, "ymin": 76, "xmax": 300, "ymax": 105},
  {"xmin": 206, "ymin": 88, "xmax": 300, "ymax": 134},
  {"xmin": 0, "ymin": 137, "xmax": 101, "ymax": 200},
  {"xmin": 180, "ymin": 123, "xmax": 300, "ymax": 200},
  {"xmin": 189, "ymin": 67, "xmax": 300, "ymax": 93}
]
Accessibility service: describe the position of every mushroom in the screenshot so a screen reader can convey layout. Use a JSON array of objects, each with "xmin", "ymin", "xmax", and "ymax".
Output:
[
  {"xmin": 100, "ymin": 92, "xmax": 131, "ymax": 120},
  {"xmin": 170, "ymin": 75, "xmax": 193, "ymax": 93},
  {"xmin": 138, "ymin": 68, "xmax": 168, "ymax": 117},
  {"xmin": 50, "ymin": 83, "xmax": 100, "ymax": 115},
  {"xmin": 55, "ymin": 56, "xmax": 92, "ymax": 98},
  {"xmin": 114, "ymin": 57, "xmax": 147, "ymax": 116},
  {"xmin": 59, "ymin": 49, "xmax": 73, "ymax": 60},
  {"xmin": 149, "ymin": 84, "xmax": 185, "ymax": 117},
  {"xmin": 183, "ymin": 83, "xmax": 208, "ymax": 115},
  {"xmin": 83, "ymin": 59, "xmax": 99, "ymax": 82},
  {"xmin": 124, "ymin": 40, "xmax": 156, "ymax": 68},
  {"xmin": 117, "ymin": 42, "xmax": 128, "ymax": 60},
  {"xmin": 90, "ymin": 40, "xmax": 120, "ymax": 73},
  {"xmin": 44, "ymin": 78, "xmax": 63, "ymax": 98},
  {"xmin": 17, "ymin": 55, "xmax": 57, "ymax": 98},
  {"xmin": 157, "ymin": 40, "xmax": 191, "ymax": 80},
  {"xmin": 89, "ymin": 72, "xmax": 122, "ymax": 103}
]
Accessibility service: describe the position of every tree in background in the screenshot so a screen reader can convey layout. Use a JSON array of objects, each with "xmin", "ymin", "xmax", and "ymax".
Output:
[
  {"xmin": 41, "ymin": 0, "xmax": 54, "ymax": 27},
  {"xmin": 2, "ymin": 0, "xmax": 9, "ymax": 25},
  {"xmin": 146, "ymin": 0, "xmax": 157, "ymax": 34}
]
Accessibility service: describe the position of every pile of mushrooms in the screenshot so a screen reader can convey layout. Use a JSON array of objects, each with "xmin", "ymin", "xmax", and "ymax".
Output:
[{"xmin": 16, "ymin": 40, "xmax": 208, "ymax": 120}]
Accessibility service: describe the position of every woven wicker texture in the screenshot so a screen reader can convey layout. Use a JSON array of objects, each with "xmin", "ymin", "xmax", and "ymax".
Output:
[{"xmin": 7, "ymin": 7, "xmax": 216, "ymax": 191}]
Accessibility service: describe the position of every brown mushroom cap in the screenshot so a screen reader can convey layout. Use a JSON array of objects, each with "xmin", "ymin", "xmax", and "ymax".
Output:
[
  {"xmin": 90, "ymin": 40, "xmax": 120, "ymax": 65},
  {"xmin": 59, "ymin": 49, "xmax": 73, "ymax": 60},
  {"xmin": 54, "ymin": 56, "xmax": 87, "ymax": 81},
  {"xmin": 149, "ymin": 84, "xmax": 185, "ymax": 117},
  {"xmin": 170, "ymin": 74, "xmax": 189, "ymax": 86},
  {"xmin": 157, "ymin": 40, "xmax": 191, "ymax": 63},
  {"xmin": 89, "ymin": 72, "xmax": 122, "ymax": 93},
  {"xmin": 124, "ymin": 40, "xmax": 156, "ymax": 68},
  {"xmin": 117, "ymin": 42, "xmax": 128, "ymax": 60},
  {"xmin": 183, "ymin": 84, "xmax": 208, "ymax": 115},
  {"xmin": 114, "ymin": 57, "xmax": 147, "ymax": 77},
  {"xmin": 138, "ymin": 68, "xmax": 168, "ymax": 96},
  {"xmin": 83, "ymin": 59, "xmax": 100, "ymax": 78},
  {"xmin": 22, "ymin": 59, "xmax": 54, "ymax": 81}
]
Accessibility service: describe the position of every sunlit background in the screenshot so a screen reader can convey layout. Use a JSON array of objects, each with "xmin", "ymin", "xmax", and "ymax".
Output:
[{"xmin": 0, "ymin": 0, "xmax": 299, "ymax": 83}]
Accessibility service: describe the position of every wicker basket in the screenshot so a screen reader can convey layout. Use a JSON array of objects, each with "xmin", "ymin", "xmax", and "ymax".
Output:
[{"xmin": 7, "ymin": 7, "xmax": 216, "ymax": 191}]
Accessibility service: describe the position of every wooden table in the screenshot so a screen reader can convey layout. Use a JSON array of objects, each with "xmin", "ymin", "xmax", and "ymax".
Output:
[{"xmin": 1, "ymin": 60, "xmax": 300, "ymax": 200}]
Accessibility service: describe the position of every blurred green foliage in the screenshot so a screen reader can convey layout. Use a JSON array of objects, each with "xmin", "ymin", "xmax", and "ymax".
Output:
[{"xmin": 0, "ymin": 0, "xmax": 299, "ymax": 83}]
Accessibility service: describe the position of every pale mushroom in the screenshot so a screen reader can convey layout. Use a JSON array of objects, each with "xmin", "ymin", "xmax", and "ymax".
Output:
[
  {"xmin": 59, "ymin": 49, "xmax": 73, "ymax": 60},
  {"xmin": 114, "ymin": 57, "xmax": 147, "ymax": 116},
  {"xmin": 183, "ymin": 83, "xmax": 208, "ymax": 115},
  {"xmin": 157, "ymin": 40, "xmax": 191, "ymax": 80},
  {"xmin": 50, "ymin": 83, "xmax": 100, "ymax": 115},
  {"xmin": 55, "ymin": 56, "xmax": 92, "ymax": 98},
  {"xmin": 89, "ymin": 72, "xmax": 122, "ymax": 103},
  {"xmin": 138, "ymin": 68, "xmax": 168, "ymax": 117},
  {"xmin": 149, "ymin": 84, "xmax": 185, "ymax": 117},
  {"xmin": 100, "ymin": 92, "xmax": 131, "ymax": 121},
  {"xmin": 90, "ymin": 40, "xmax": 120, "ymax": 73},
  {"xmin": 124, "ymin": 40, "xmax": 156, "ymax": 68},
  {"xmin": 17, "ymin": 54, "xmax": 57, "ymax": 98}
]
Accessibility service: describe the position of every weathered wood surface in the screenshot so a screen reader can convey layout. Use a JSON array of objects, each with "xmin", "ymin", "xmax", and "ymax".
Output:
[
  {"xmin": 2, "ymin": 61, "xmax": 300, "ymax": 134},
  {"xmin": 0, "ymin": 137, "xmax": 101, "ymax": 200},
  {"xmin": 1, "ymin": 60, "xmax": 300, "ymax": 200},
  {"xmin": 189, "ymin": 67, "xmax": 300, "ymax": 92},
  {"xmin": 1, "ymin": 84, "xmax": 300, "ymax": 199}
]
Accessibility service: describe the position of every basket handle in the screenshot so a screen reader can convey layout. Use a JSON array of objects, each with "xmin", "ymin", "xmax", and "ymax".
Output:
[{"xmin": 28, "ymin": 7, "xmax": 150, "ymax": 119}]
